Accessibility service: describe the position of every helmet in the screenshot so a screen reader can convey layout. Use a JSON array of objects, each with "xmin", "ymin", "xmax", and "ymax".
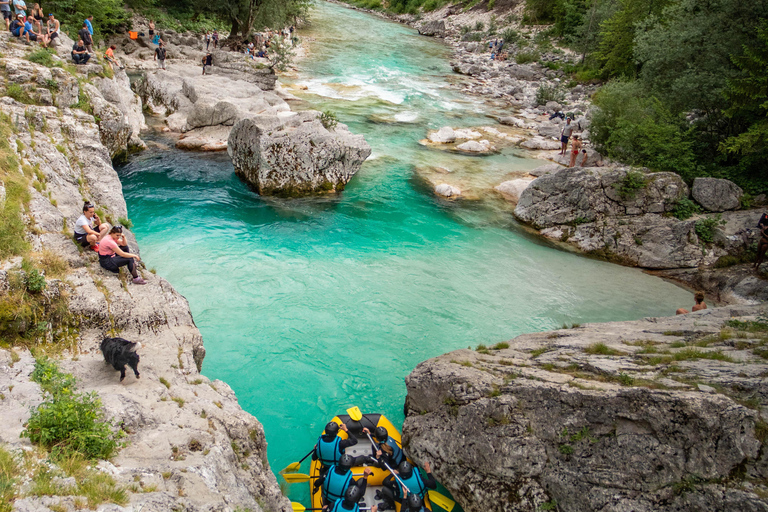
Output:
[
  {"xmin": 374, "ymin": 426, "xmax": 388, "ymax": 443},
  {"xmin": 344, "ymin": 484, "xmax": 362, "ymax": 504},
  {"xmin": 325, "ymin": 422, "xmax": 339, "ymax": 437},
  {"xmin": 407, "ymin": 493, "xmax": 423, "ymax": 511},
  {"xmin": 339, "ymin": 454, "xmax": 354, "ymax": 471},
  {"xmin": 398, "ymin": 461, "xmax": 412, "ymax": 478}
]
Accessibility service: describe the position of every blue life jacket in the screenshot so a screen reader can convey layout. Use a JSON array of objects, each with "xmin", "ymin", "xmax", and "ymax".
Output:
[
  {"xmin": 323, "ymin": 466, "xmax": 353, "ymax": 503},
  {"xmin": 316, "ymin": 435, "xmax": 342, "ymax": 466},
  {"xmin": 330, "ymin": 499, "xmax": 359, "ymax": 512},
  {"xmin": 383, "ymin": 437, "xmax": 405, "ymax": 466},
  {"xmin": 397, "ymin": 470, "xmax": 427, "ymax": 499}
]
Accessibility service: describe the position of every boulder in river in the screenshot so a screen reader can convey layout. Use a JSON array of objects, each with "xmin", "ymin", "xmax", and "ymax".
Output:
[
  {"xmin": 227, "ymin": 112, "xmax": 372, "ymax": 197},
  {"xmin": 418, "ymin": 20, "xmax": 446, "ymax": 37},
  {"xmin": 435, "ymin": 184, "xmax": 461, "ymax": 198}
]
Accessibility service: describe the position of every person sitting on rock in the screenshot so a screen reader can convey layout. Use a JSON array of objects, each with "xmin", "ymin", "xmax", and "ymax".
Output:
[
  {"xmin": 10, "ymin": 13, "xmax": 32, "ymax": 42},
  {"xmin": 314, "ymin": 455, "xmax": 372, "ymax": 506},
  {"xmin": 74, "ymin": 201, "xmax": 110, "ymax": 250},
  {"xmin": 326, "ymin": 483, "xmax": 377, "ymax": 512},
  {"xmin": 371, "ymin": 426, "xmax": 406, "ymax": 469},
  {"xmin": 377, "ymin": 461, "xmax": 436, "ymax": 512},
  {"xmin": 312, "ymin": 421, "xmax": 360, "ymax": 470},
  {"xmin": 104, "ymin": 45, "xmax": 124, "ymax": 70},
  {"xmin": 72, "ymin": 38, "xmax": 90, "ymax": 64},
  {"xmin": 676, "ymin": 291, "xmax": 707, "ymax": 315},
  {"xmin": 98, "ymin": 225, "xmax": 146, "ymax": 285}
]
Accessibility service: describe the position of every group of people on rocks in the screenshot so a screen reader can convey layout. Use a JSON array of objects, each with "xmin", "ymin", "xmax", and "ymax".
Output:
[
  {"xmin": 311, "ymin": 421, "xmax": 435, "ymax": 512},
  {"xmin": 489, "ymin": 38, "xmax": 507, "ymax": 61},
  {"xmin": 74, "ymin": 201, "xmax": 146, "ymax": 285},
  {"xmin": 4, "ymin": 1, "xmax": 60, "ymax": 48}
]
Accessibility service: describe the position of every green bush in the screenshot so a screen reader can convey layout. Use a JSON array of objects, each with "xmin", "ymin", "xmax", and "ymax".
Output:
[
  {"xmin": 694, "ymin": 215, "xmax": 725, "ymax": 245},
  {"xmin": 615, "ymin": 171, "xmax": 647, "ymax": 200},
  {"xmin": 22, "ymin": 358, "xmax": 122, "ymax": 460},
  {"xmin": 475, "ymin": 21, "xmax": 485, "ymax": 31},
  {"xmin": 462, "ymin": 32, "xmax": 483, "ymax": 42},
  {"xmin": 0, "ymin": 446, "xmax": 20, "ymax": 512},
  {"xmin": 117, "ymin": 217, "xmax": 133, "ymax": 229},
  {"xmin": 27, "ymin": 49, "xmax": 55, "ymax": 68},
  {"xmin": 535, "ymin": 84, "xmax": 565, "ymax": 105},
  {"xmin": 25, "ymin": 269, "xmax": 46, "ymax": 294},
  {"xmin": 671, "ymin": 198, "xmax": 702, "ymax": 220},
  {"xmin": 516, "ymin": 49, "xmax": 540, "ymax": 64},
  {"xmin": 320, "ymin": 111, "xmax": 338, "ymax": 131},
  {"xmin": 501, "ymin": 28, "xmax": 520, "ymax": 43},
  {"xmin": 6, "ymin": 84, "xmax": 35, "ymax": 105}
]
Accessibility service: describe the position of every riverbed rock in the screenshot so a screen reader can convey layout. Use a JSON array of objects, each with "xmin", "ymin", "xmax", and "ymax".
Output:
[
  {"xmin": 228, "ymin": 112, "xmax": 372, "ymax": 196},
  {"xmin": 435, "ymin": 184, "xmax": 461, "ymax": 198},
  {"xmin": 403, "ymin": 305, "xmax": 768, "ymax": 512},
  {"xmin": 495, "ymin": 179, "xmax": 534, "ymax": 203},
  {"xmin": 429, "ymin": 126, "xmax": 456, "ymax": 143},
  {"xmin": 692, "ymin": 177, "xmax": 743, "ymax": 212},
  {"xmin": 455, "ymin": 140, "xmax": 492, "ymax": 153},
  {"xmin": 520, "ymin": 137, "xmax": 561, "ymax": 150},
  {"xmin": 419, "ymin": 19, "xmax": 446, "ymax": 37}
]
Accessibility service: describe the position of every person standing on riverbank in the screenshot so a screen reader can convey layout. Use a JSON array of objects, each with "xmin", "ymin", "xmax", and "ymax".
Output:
[
  {"xmin": 559, "ymin": 118, "xmax": 574, "ymax": 156},
  {"xmin": 84, "ymin": 15, "xmax": 93, "ymax": 36},
  {"xmin": 202, "ymin": 52, "xmax": 212, "ymax": 75},
  {"xmin": 148, "ymin": 19, "xmax": 155, "ymax": 36},
  {"xmin": 1, "ymin": 0, "xmax": 13, "ymax": 30},
  {"xmin": 78, "ymin": 22, "xmax": 93, "ymax": 53},
  {"xmin": 212, "ymin": 29, "xmax": 218, "ymax": 49},
  {"xmin": 12, "ymin": 0, "xmax": 25, "ymax": 19},
  {"xmin": 154, "ymin": 41, "xmax": 166, "ymax": 69},
  {"xmin": 569, "ymin": 134, "xmax": 582, "ymax": 167}
]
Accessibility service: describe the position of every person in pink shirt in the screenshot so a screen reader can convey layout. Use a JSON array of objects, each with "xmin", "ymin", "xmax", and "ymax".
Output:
[{"xmin": 98, "ymin": 225, "xmax": 146, "ymax": 284}]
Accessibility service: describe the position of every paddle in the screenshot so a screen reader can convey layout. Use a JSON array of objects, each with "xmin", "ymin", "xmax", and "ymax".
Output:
[
  {"xmin": 283, "ymin": 473, "xmax": 366, "ymax": 484},
  {"xmin": 282, "ymin": 446, "xmax": 316, "ymax": 474},
  {"xmin": 292, "ymin": 504, "xmax": 374, "ymax": 512},
  {"xmin": 346, "ymin": 406, "xmax": 363, "ymax": 421},
  {"xmin": 364, "ymin": 431, "xmax": 455, "ymax": 512}
]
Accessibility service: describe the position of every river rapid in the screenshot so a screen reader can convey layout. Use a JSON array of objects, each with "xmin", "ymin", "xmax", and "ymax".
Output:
[{"xmin": 116, "ymin": 0, "xmax": 692, "ymax": 501}]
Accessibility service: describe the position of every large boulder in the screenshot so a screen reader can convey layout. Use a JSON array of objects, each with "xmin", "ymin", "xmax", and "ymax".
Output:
[
  {"xmin": 83, "ymin": 84, "xmax": 132, "ymax": 159},
  {"xmin": 692, "ymin": 178, "xmax": 743, "ymax": 212},
  {"xmin": 93, "ymin": 70, "xmax": 147, "ymax": 148},
  {"xmin": 495, "ymin": 179, "xmax": 535, "ymax": 203},
  {"xmin": 419, "ymin": 20, "xmax": 446, "ymax": 37},
  {"xmin": 227, "ymin": 112, "xmax": 371, "ymax": 197}
]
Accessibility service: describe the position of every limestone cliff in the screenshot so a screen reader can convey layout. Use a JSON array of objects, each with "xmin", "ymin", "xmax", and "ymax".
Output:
[
  {"xmin": 403, "ymin": 306, "xmax": 768, "ymax": 512},
  {"xmin": 0, "ymin": 31, "xmax": 289, "ymax": 512}
]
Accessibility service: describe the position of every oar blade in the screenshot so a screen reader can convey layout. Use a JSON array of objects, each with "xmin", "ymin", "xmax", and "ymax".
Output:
[
  {"xmin": 282, "ymin": 461, "xmax": 302, "ymax": 473},
  {"xmin": 346, "ymin": 406, "xmax": 363, "ymax": 421},
  {"xmin": 291, "ymin": 502, "xmax": 307, "ymax": 512},
  {"xmin": 428, "ymin": 491, "xmax": 456, "ymax": 512},
  {"xmin": 283, "ymin": 473, "xmax": 311, "ymax": 484}
]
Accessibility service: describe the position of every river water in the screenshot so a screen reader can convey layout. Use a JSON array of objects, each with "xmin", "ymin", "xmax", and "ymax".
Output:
[{"xmin": 116, "ymin": 0, "xmax": 692, "ymax": 501}]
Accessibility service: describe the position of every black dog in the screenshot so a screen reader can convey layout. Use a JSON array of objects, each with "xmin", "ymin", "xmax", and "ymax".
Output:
[{"xmin": 100, "ymin": 337, "xmax": 141, "ymax": 382}]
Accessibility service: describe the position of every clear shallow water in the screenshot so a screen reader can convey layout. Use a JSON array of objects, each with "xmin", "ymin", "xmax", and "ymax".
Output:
[{"xmin": 117, "ymin": 0, "xmax": 692, "ymax": 501}]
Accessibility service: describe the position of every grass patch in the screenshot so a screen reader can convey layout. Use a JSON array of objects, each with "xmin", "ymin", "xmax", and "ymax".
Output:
[
  {"xmin": 583, "ymin": 343, "xmax": 626, "ymax": 356},
  {"xmin": 640, "ymin": 348, "xmax": 735, "ymax": 365},
  {"xmin": 614, "ymin": 170, "xmax": 647, "ymax": 200},
  {"xmin": 0, "ymin": 446, "xmax": 20, "ymax": 512},
  {"xmin": 530, "ymin": 347, "xmax": 550, "ymax": 358},
  {"xmin": 726, "ymin": 319, "xmax": 768, "ymax": 333},
  {"xmin": 492, "ymin": 342, "xmax": 509, "ymax": 350},
  {"xmin": 22, "ymin": 357, "xmax": 123, "ymax": 459},
  {"xmin": 476, "ymin": 344, "xmax": 490, "ymax": 355},
  {"xmin": 159, "ymin": 377, "xmax": 171, "ymax": 389},
  {"xmin": 171, "ymin": 397, "xmax": 185, "ymax": 408},
  {"xmin": 27, "ymin": 48, "xmax": 55, "ymax": 67},
  {"xmin": 6, "ymin": 84, "xmax": 35, "ymax": 105}
]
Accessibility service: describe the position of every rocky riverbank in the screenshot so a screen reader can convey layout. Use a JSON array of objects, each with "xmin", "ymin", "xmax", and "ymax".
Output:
[
  {"xmin": 403, "ymin": 305, "xmax": 768, "ymax": 512},
  {"xmin": 0, "ymin": 30, "xmax": 289, "ymax": 512}
]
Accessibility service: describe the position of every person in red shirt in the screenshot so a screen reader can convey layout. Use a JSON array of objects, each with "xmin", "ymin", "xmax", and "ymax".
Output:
[{"xmin": 97, "ymin": 225, "xmax": 146, "ymax": 284}]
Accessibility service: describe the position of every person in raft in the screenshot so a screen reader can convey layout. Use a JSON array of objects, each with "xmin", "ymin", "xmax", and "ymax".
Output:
[
  {"xmin": 74, "ymin": 201, "xmax": 109, "ymax": 250},
  {"xmin": 98, "ymin": 225, "xmax": 146, "ymax": 285},
  {"xmin": 676, "ymin": 291, "xmax": 707, "ymax": 315},
  {"xmin": 400, "ymin": 490, "xmax": 428, "ymax": 512},
  {"xmin": 326, "ymin": 483, "xmax": 377, "ymax": 512},
  {"xmin": 314, "ymin": 455, "xmax": 372, "ymax": 506},
  {"xmin": 376, "ymin": 461, "xmax": 436, "ymax": 512},
  {"xmin": 370, "ymin": 426, "xmax": 406, "ymax": 469},
  {"xmin": 313, "ymin": 422, "xmax": 374, "ymax": 472}
]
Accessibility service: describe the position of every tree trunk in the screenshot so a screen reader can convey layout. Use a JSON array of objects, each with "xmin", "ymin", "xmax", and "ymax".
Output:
[{"xmin": 230, "ymin": 18, "xmax": 241, "ymax": 38}]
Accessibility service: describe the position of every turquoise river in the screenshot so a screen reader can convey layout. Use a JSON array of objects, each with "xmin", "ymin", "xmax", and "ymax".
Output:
[{"xmin": 116, "ymin": 0, "xmax": 692, "ymax": 503}]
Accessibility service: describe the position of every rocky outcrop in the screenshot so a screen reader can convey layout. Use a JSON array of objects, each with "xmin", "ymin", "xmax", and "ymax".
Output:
[
  {"xmin": 92, "ymin": 69, "xmax": 148, "ymax": 150},
  {"xmin": 692, "ymin": 177, "xmax": 744, "ymax": 212},
  {"xmin": 512, "ymin": 168, "xmax": 765, "ymax": 275},
  {"xmin": 228, "ymin": 112, "xmax": 371, "ymax": 196},
  {"xmin": 418, "ymin": 19, "xmax": 446, "ymax": 37},
  {"xmin": 0, "ymin": 33, "xmax": 288, "ymax": 512},
  {"xmin": 403, "ymin": 306, "xmax": 768, "ymax": 512}
]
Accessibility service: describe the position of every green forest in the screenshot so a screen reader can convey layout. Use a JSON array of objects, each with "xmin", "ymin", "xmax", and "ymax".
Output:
[
  {"xmin": 525, "ymin": 0, "xmax": 768, "ymax": 194},
  {"xmin": 40, "ymin": 0, "xmax": 310, "ymax": 41}
]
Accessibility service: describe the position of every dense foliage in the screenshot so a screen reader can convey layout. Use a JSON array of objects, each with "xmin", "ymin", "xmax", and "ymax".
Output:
[
  {"xmin": 524, "ymin": 0, "xmax": 768, "ymax": 193},
  {"xmin": 21, "ymin": 358, "xmax": 122, "ymax": 459},
  {"xmin": 40, "ymin": 0, "xmax": 130, "ymax": 40}
]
